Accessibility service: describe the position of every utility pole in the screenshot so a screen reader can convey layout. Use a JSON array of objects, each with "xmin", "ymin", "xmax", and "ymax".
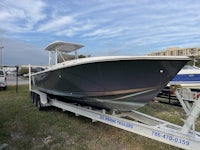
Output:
[{"xmin": 0, "ymin": 42, "xmax": 4, "ymax": 67}]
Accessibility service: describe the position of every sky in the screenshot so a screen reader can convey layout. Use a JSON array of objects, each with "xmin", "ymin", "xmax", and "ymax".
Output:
[{"xmin": 1, "ymin": 0, "xmax": 200, "ymax": 65}]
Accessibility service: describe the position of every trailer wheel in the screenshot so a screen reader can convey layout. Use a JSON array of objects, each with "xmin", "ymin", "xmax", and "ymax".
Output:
[
  {"xmin": 37, "ymin": 97, "xmax": 43, "ymax": 111},
  {"xmin": 3, "ymin": 86, "xmax": 7, "ymax": 90},
  {"xmin": 31, "ymin": 92, "xmax": 34, "ymax": 103},
  {"xmin": 33, "ymin": 94, "xmax": 38, "ymax": 106}
]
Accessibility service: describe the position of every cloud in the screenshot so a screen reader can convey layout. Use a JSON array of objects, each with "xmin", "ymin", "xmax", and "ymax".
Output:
[
  {"xmin": 56, "ymin": 23, "xmax": 96, "ymax": 37},
  {"xmin": 37, "ymin": 16, "xmax": 75, "ymax": 32},
  {"xmin": 0, "ymin": 0, "xmax": 46, "ymax": 32},
  {"xmin": 1, "ymin": 0, "xmax": 200, "ymax": 65},
  {"xmin": 83, "ymin": 29, "xmax": 117, "ymax": 37}
]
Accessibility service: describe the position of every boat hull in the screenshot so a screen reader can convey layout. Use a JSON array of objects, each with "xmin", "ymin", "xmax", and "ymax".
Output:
[{"xmin": 31, "ymin": 57, "xmax": 189, "ymax": 110}]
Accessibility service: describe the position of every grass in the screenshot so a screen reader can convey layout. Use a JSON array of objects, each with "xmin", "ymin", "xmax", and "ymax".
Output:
[{"xmin": 0, "ymin": 85, "xmax": 198, "ymax": 150}]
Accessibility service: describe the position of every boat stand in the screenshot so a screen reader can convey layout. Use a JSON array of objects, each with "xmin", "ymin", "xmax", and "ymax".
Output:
[
  {"xmin": 175, "ymin": 87, "xmax": 200, "ymax": 134},
  {"xmin": 30, "ymin": 87, "xmax": 200, "ymax": 150}
]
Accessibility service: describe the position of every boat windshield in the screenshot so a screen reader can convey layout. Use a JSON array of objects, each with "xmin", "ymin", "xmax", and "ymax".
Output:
[{"xmin": 183, "ymin": 65, "xmax": 200, "ymax": 70}]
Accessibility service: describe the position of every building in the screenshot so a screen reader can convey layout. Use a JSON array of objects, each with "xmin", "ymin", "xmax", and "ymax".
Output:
[{"xmin": 148, "ymin": 47, "xmax": 200, "ymax": 56}]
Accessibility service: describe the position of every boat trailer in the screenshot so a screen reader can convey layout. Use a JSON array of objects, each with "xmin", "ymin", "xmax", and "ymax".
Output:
[
  {"xmin": 29, "ymin": 67, "xmax": 200, "ymax": 150},
  {"xmin": 29, "ymin": 87, "xmax": 200, "ymax": 150}
]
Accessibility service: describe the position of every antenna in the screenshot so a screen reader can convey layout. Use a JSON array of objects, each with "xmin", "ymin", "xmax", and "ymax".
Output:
[{"xmin": 0, "ymin": 40, "xmax": 4, "ymax": 67}]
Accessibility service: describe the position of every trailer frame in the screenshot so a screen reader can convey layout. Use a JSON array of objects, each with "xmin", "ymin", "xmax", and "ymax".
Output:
[{"xmin": 30, "ymin": 88, "xmax": 200, "ymax": 150}]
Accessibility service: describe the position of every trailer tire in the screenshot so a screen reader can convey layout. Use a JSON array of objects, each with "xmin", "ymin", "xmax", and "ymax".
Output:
[
  {"xmin": 31, "ymin": 92, "xmax": 34, "ymax": 103},
  {"xmin": 33, "ymin": 94, "xmax": 39, "ymax": 107},
  {"xmin": 3, "ymin": 86, "xmax": 7, "ymax": 90},
  {"xmin": 37, "ymin": 97, "xmax": 43, "ymax": 111}
]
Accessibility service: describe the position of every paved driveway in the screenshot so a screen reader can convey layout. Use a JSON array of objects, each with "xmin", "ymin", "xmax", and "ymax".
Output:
[{"xmin": 7, "ymin": 75, "xmax": 29, "ymax": 85}]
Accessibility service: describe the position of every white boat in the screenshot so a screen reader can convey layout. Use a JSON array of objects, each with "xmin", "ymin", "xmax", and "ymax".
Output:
[{"xmin": 170, "ymin": 65, "xmax": 200, "ymax": 89}]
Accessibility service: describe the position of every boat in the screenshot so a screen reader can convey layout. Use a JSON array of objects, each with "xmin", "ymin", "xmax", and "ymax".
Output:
[
  {"xmin": 31, "ymin": 41, "xmax": 190, "ymax": 111},
  {"xmin": 169, "ymin": 65, "xmax": 200, "ymax": 89}
]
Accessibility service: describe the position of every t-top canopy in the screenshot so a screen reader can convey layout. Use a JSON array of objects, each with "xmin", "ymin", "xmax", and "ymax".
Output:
[{"xmin": 45, "ymin": 41, "xmax": 84, "ymax": 53}]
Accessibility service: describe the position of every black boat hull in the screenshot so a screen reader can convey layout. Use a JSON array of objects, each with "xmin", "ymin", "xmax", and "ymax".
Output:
[{"xmin": 31, "ymin": 57, "xmax": 189, "ymax": 110}]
